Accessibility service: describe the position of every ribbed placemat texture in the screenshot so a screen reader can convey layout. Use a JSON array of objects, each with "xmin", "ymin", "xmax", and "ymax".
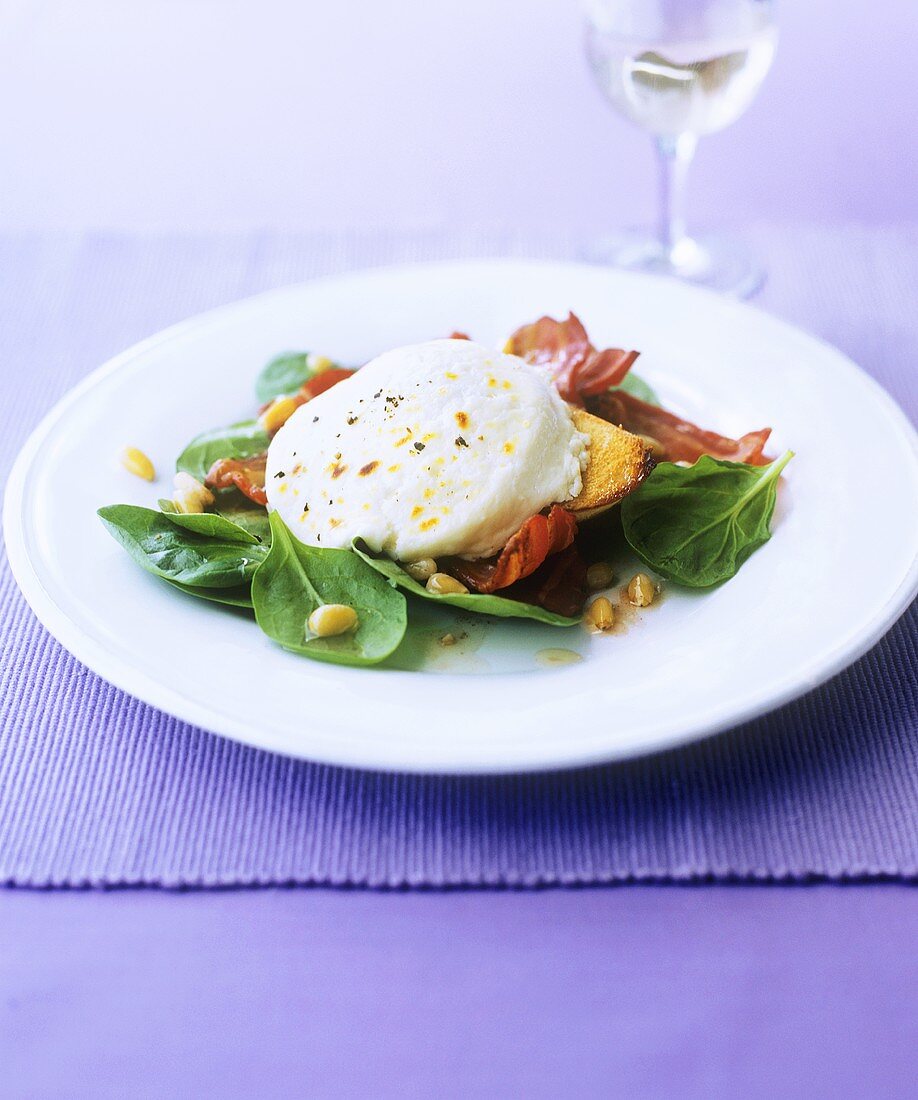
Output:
[{"xmin": 1, "ymin": 227, "xmax": 915, "ymax": 886}]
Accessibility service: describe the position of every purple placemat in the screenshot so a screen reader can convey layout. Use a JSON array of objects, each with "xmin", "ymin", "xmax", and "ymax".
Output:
[{"xmin": 1, "ymin": 227, "xmax": 916, "ymax": 887}]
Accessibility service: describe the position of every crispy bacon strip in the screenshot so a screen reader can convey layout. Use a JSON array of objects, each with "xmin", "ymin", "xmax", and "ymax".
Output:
[
  {"xmin": 589, "ymin": 390, "xmax": 773, "ymax": 466},
  {"xmin": 206, "ymin": 453, "xmax": 268, "ymax": 506},
  {"xmin": 506, "ymin": 312, "xmax": 638, "ymax": 404},
  {"xmin": 509, "ymin": 311, "xmax": 773, "ymax": 465},
  {"xmin": 577, "ymin": 346, "xmax": 640, "ymax": 397},
  {"xmin": 509, "ymin": 545, "xmax": 589, "ymax": 618},
  {"xmin": 444, "ymin": 505, "xmax": 577, "ymax": 593}
]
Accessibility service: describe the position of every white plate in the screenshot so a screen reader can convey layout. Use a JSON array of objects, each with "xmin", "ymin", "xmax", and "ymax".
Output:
[{"xmin": 4, "ymin": 261, "xmax": 918, "ymax": 773}]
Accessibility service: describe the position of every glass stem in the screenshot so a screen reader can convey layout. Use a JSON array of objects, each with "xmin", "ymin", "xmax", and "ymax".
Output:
[{"xmin": 655, "ymin": 133, "xmax": 698, "ymax": 258}]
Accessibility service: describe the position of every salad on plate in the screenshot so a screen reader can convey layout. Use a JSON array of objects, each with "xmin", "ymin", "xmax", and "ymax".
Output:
[{"xmin": 100, "ymin": 313, "xmax": 792, "ymax": 666}]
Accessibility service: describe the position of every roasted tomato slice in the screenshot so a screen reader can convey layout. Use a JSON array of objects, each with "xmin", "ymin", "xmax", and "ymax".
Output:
[
  {"xmin": 298, "ymin": 368, "xmax": 354, "ymax": 401},
  {"xmin": 257, "ymin": 369, "xmax": 354, "ymax": 416},
  {"xmin": 444, "ymin": 505, "xmax": 577, "ymax": 593},
  {"xmin": 205, "ymin": 453, "xmax": 269, "ymax": 506},
  {"xmin": 589, "ymin": 390, "xmax": 773, "ymax": 467}
]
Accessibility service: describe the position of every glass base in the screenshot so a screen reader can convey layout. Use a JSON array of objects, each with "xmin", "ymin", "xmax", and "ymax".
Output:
[{"xmin": 582, "ymin": 232, "xmax": 765, "ymax": 299}]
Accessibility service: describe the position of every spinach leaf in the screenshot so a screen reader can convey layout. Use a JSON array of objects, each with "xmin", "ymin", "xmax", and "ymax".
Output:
[
  {"xmin": 352, "ymin": 544, "xmax": 579, "ymax": 627},
  {"xmin": 211, "ymin": 498, "xmax": 272, "ymax": 544},
  {"xmin": 157, "ymin": 502, "xmax": 263, "ymax": 544},
  {"xmin": 175, "ymin": 420, "xmax": 269, "ymax": 482},
  {"xmin": 252, "ymin": 513, "xmax": 407, "ymax": 666},
  {"xmin": 612, "ymin": 372, "xmax": 659, "ymax": 405},
  {"xmin": 164, "ymin": 580, "xmax": 254, "ymax": 609},
  {"xmin": 255, "ymin": 352, "xmax": 314, "ymax": 404},
  {"xmin": 163, "ymin": 495, "xmax": 272, "ymax": 544},
  {"xmin": 98, "ymin": 505, "xmax": 268, "ymax": 588},
  {"xmin": 620, "ymin": 451, "xmax": 793, "ymax": 587}
]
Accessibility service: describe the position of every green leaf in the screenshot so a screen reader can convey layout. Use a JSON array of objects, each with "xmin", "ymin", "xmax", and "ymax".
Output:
[
  {"xmin": 612, "ymin": 372, "xmax": 659, "ymax": 405},
  {"xmin": 157, "ymin": 504, "xmax": 263, "ymax": 545},
  {"xmin": 352, "ymin": 543, "xmax": 580, "ymax": 627},
  {"xmin": 163, "ymin": 495, "xmax": 272, "ymax": 543},
  {"xmin": 175, "ymin": 420, "xmax": 269, "ymax": 482},
  {"xmin": 98, "ymin": 504, "xmax": 268, "ymax": 588},
  {"xmin": 252, "ymin": 513, "xmax": 407, "ymax": 666},
  {"xmin": 620, "ymin": 451, "xmax": 794, "ymax": 587},
  {"xmin": 164, "ymin": 580, "xmax": 254, "ymax": 609},
  {"xmin": 255, "ymin": 351, "xmax": 330, "ymax": 404},
  {"xmin": 211, "ymin": 498, "xmax": 272, "ymax": 544}
]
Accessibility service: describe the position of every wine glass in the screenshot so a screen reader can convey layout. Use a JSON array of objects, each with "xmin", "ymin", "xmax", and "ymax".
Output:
[{"xmin": 584, "ymin": 0, "xmax": 777, "ymax": 297}]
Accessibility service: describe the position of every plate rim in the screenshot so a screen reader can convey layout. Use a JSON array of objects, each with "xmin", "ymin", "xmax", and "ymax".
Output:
[{"xmin": 4, "ymin": 258, "xmax": 918, "ymax": 774}]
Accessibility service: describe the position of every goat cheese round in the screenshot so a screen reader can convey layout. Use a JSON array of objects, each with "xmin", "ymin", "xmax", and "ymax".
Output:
[{"xmin": 265, "ymin": 339, "xmax": 588, "ymax": 561}]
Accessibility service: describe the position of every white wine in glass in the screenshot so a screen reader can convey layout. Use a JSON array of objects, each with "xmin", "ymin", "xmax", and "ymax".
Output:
[{"xmin": 584, "ymin": 0, "xmax": 778, "ymax": 296}]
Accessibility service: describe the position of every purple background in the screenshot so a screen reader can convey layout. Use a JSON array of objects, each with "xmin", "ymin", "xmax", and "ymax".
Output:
[
  {"xmin": 4, "ymin": 887, "xmax": 917, "ymax": 1097},
  {"xmin": 0, "ymin": 2, "xmax": 916, "ymax": 234},
  {"xmin": 2, "ymin": 3, "xmax": 917, "ymax": 1096}
]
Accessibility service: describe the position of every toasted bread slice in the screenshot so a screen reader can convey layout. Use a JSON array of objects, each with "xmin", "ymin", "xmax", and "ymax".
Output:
[{"xmin": 565, "ymin": 408, "xmax": 654, "ymax": 519}]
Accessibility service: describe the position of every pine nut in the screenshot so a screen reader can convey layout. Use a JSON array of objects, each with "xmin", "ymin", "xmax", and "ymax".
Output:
[
  {"xmin": 426, "ymin": 572, "xmax": 469, "ymax": 595},
  {"xmin": 307, "ymin": 603, "xmax": 359, "ymax": 637},
  {"xmin": 307, "ymin": 353, "xmax": 335, "ymax": 375},
  {"xmin": 172, "ymin": 492, "xmax": 205, "ymax": 514},
  {"xmin": 259, "ymin": 395, "xmax": 300, "ymax": 434},
  {"xmin": 586, "ymin": 596, "xmax": 614, "ymax": 632},
  {"xmin": 586, "ymin": 561, "xmax": 614, "ymax": 590},
  {"xmin": 627, "ymin": 573, "xmax": 656, "ymax": 607},
  {"xmin": 405, "ymin": 558, "xmax": 438, "ymax": 583},
  {"xmin": 121, "ymin": 446, "xmax": 156, "ymax": 481},
  {"xmin": 172, "ymin": 472, "xmax": 214, "ymax": 514}
]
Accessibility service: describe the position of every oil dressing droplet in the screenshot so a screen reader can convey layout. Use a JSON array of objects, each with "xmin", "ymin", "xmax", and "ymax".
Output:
[{"xmin": 535, "ymin": 647, "xmax": 583, "ymax": 668}]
